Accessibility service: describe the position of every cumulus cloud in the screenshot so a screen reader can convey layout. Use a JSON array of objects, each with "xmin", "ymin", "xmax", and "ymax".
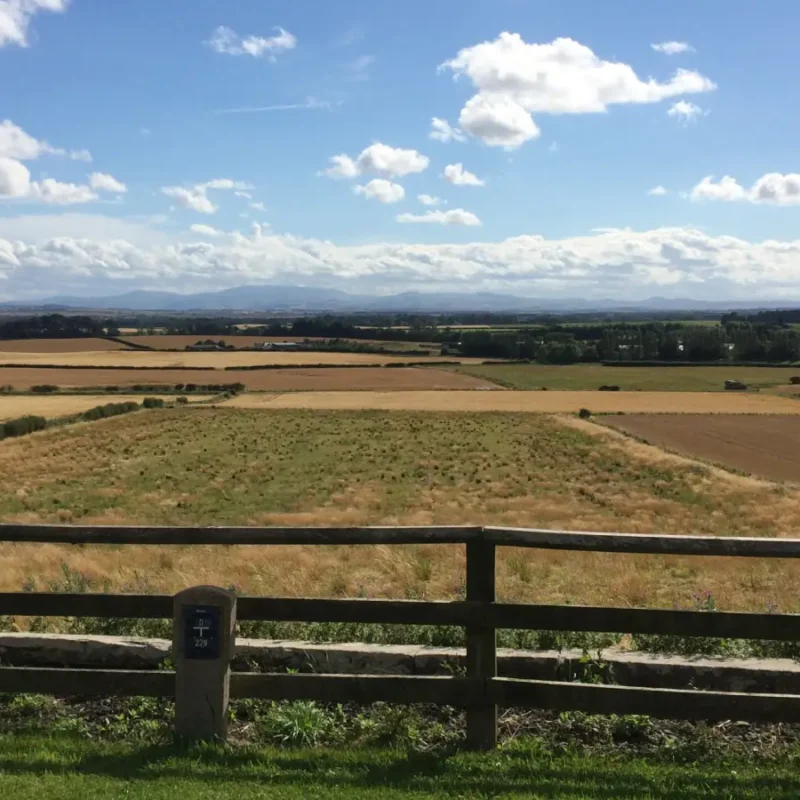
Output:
[
  {"xmin": 353, "ymin": 179, "xmax": 405, "ymax": 204},
  {"xmin": 89, "ymin": 172, "xmax": 127, "ymax": 193},
  {"xmin": 206, "ymin": 25, "xmax": 296, "ymax": 61},
  {"xmin": 190, "ymin": 224, "xmax": 223, "ymax": 237},
  {"xmin": 443, "ymin": 163, "xmax": 484, "ymax": 186},
  {"xmin": 429, "ymin": 117, "xmax": 465, "ymax": 143},
  {"xmin": 652, "ymin": 41, "xmax": 694, "ymax": 55},
  {"xmin": 322, "ymin": 143, "xmax": 429, "ymax": 179},
  {"xmin": 161, "ymin": 177, "xmax": 253, "ymax": 214},
  {"xmin": 418, "ymin": 194, "xmax": 444, "ymax": 206},
  {"xmin": 5, "ymin": 222, "xmax": 800, "ymax": 302},
  {"xmin": 439, "ymin": 32, "xmax": 715, "ymax": 148},
  {"xmin": 29, "ymin": 178, "xmax": 97, "ymax": 205},
  {"xmin": 0, "ymin": 0, "xmax": 68, "ymax": 48},
  {"xmin": 249, "ymin": 201, "xmax": 266, "ymax": 212},
  {"xmin": 0, "ymin": 157, "xmax": 31, "ymax": 198},
  {"xmin": 667, "ymin": 100, "xmax": 705, "ymax": 124},
  {"xmin": 648, "ymin": 185, "xmax": 669, "ymax": 196},
  {"xmin": 396, "ymin": 208, "xmax": 481, "ymax": 226},
  {"xmin": 0, "ymin": 119, "xmax": 91, "ymax": 162},
  {"xmin": 691, "ymin": 173, "xmax": 800, "ymax": 205}
]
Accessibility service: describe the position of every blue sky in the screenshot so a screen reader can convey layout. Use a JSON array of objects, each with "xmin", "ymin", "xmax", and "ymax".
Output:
[{"xmin": 1, "ymin": 0, "xmax": 799, "ymax": 301}]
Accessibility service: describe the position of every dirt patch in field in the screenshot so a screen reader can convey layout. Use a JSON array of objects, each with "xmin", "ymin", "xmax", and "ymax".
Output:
[
  {"xmin": 603, "ymin": 414, "xmax": 800, "ymax": 482},
  {"xmin": 225, "ymin": 390, "xmax": 800, "ymax": 414},
  {"xmin": 0, "ymin": 395, "xmax": 174, "ymax": 421},
  {"xmin": 0, "ymin": 338, "xmax": 125, "ymax": 353},
  {"xmin": 0, "ymin": 366, "xmax": 494, "ymax": 391}
]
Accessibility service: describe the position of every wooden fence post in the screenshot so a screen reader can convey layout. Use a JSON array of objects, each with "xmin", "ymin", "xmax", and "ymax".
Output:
[
  {"xmin": 173, "ymin": 585, "xmax": 237, "ymax": 742},
  {"xmin": 465, "ymin": 539, "xmax": 497, "ymax": 750}
]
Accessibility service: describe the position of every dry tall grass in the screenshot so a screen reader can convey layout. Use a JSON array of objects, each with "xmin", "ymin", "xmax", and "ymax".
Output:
[
  {"xmin": 0, "ymin": 395, "xmax": 178, "ymax": 421},
  {"xmin": 3, "ymin": 408, "xmax": 800, "ymax": 613}
]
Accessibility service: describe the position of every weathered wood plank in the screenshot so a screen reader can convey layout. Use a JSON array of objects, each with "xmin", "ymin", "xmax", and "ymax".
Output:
[
  {"xmin": 0, "ymin": 667, "xmax": 174, "ymax": 697},
  {"xmin": 466, "ymin": 540, "xmax": 497, "ymax": 750},
  {"xmin": 490, "ymin": 678, "xmax": 800, "ymax": 723},
  {"xmin": 485, "ymin": 527, "xmax": 800, "ymax": 558},
  {"xmin": 0, "ymin": 525, "xmax": 480, "ymax": 546},
  {"xmin": 484, "ymin": 604, "xmax": 800, "ymax": 641},
  {"xmin": 0, "ymin": 592, "xmax": 172, "ymax": 618},
  {"xmin": 231, "ymin": 673, "xmax": 482, "ymax": 705}
]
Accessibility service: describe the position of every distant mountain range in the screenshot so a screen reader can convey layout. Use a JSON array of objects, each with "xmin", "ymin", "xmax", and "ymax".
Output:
[{"xmin": 0, "ymin": 285, "xmax": 796, "ymax": 314}]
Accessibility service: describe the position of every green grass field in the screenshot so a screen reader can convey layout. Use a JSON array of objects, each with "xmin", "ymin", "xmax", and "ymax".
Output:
[
  {"xmin": 1, "ymin": 734, "xmax": 797, "ymax": 799},
  {"xmin": 452, "ymin": 363, "xmax": 800, "ymax": 392}
]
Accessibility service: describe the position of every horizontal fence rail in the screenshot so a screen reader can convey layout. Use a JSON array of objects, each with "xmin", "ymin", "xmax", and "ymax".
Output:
[
  {"xmin": 3, "ymin": 523, "xmax": 800, "ymax": 749},
  {"xmin": 3, "ymin": 594, "xmax": 800, "ymax": 642}
]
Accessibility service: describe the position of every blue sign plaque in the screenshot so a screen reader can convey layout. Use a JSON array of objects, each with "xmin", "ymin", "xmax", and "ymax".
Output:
[{"xmin": 183, "ymin": 605, "xmax": 221, "ymax": 659}]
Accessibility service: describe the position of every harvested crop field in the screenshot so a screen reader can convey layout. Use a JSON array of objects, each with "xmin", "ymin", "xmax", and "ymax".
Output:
[
  {"xmin": 120, "ymin": 334, "xmax": 440, "ymax": 351},
  {"xmin": 0, "ymin": 395, "xmax": 175, "ymax": 421},
  {"xmin": 603, "ymin": 414, "xmax": 800, "ymax": 482},
  {"xmin": 3, "ymin": 408, "xmax": 800, "ymax": 612},
  {"xmin": 0, "ymin": 366, "xmax": 493, "ymax": 391},
  {"xmin": 225, "ymin": 390, "xmax": 800, "ymax": 414},
  {"xmin": 0, "ymin": 350, "xmax": 480, "ymax": 368},
  {"xmin": 0, "ymin": 338, "xmax": 126, "ymax": 353}
]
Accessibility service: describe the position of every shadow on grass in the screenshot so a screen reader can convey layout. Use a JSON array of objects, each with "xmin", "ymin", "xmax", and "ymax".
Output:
[{"xmin": 1, "ymin": 738, "xmax": 799, "ymax": 798}]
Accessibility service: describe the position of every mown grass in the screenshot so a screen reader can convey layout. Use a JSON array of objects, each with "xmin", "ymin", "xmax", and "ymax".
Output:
[
  {"xmin": 453, "ymin": 364, "xmax": 800, "ymax": 392},
  {"xmin": 1, "ymin": 732, "xmax": 799, "ymax": 799},
  {"xmin": 2, "ymin": 408, "xmax": 800, "ymax": 613}
]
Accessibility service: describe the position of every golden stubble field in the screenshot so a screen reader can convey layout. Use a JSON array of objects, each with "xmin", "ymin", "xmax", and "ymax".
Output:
[
  {"xmin": 0, "ymin": 395, "xmax": 179, "ymax": 421},
  {"xmin": 2, "ymin": 406, "xmax": 800, "ymax": 614},
  {"xmin": 225, "ymin": 390, "xmax": 800, "ymax": 414},
  {"xmin": 0, "ymin": 350, "xmax": 482, "ymax": 368}
]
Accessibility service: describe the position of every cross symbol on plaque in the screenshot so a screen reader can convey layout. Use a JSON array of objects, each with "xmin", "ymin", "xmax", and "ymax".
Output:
[{"xmin": 193, "ymin": 620, "xmax": 210, "ymax": 637}]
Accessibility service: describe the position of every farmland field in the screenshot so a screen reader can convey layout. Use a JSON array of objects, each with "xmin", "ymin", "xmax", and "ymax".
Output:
[
  {"xmin": 225, "ymin": 389, "xmax": 800, "ymax": 413},
  {"xmin": 0, "ymin": 349, "xmax": 480, "ymax": 368},
  {"xmin": 0, "ymin": 366, "xmax": 493, "ymax": 391},
  {"xmin": 0, "ymin": 395, "xmax": 178, "ymax": 421},
  {"xmin": 452, "ymin": 363, "xmax": 800, "ymax": 392},
  {"xmin": 2, "ymin": 407, "xmax": 800, "ymax": 612},
  {"xmin": 119, "ymin": 334, "xmax": 439, "ymax": 351},
  {"xmin": 603, "ymin": 414, "xmax": 800, "ymax": 482},
  {"xmin": 0, "ymin": 337, "xmax": 126, "ymax": 353}
]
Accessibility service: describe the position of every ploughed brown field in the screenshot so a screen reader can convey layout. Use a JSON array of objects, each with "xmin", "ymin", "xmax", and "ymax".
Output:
[
  {"xmin": 0, "ymin": 366, "xmax": 496, "ymax": 391},
  {"xmin": 0, "ymin": 338, "xmax": 126, "ymax": 353},
  {"xmin": 603, "ymin": 414, "xmax": 800, "ymax": 482}
]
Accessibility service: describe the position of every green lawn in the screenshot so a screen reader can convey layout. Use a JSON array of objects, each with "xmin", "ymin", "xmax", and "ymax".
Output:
[
  {"xmin": 0, "ymin": 734, "xmax": 798, "ymax": 799},
  {"xmin": 453, "ymin": 363, "xmax": 800, "ymax": 392}
]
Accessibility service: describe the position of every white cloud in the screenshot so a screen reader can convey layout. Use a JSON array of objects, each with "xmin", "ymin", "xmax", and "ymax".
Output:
[
  {"xmin": 667, "ymin": 100, "xmax": 705, "ymax": 124},
  {"xmin": 429, "ymin": 117, "xmax": 465, "ymax": 143},
  {"xmin": 322, "ymin": 143, "xmax": 429, "ymax": 180},
  {"xmin": 161, "ymin": 177, "xmax": 252, "ymax": 214},
  {"xmin": 648, "ymin": 185, "xmax": 669, "ymax": 196},
  {"xmin": 206, "ymin": 25, "xmax": 296, "ymax": 61},
  {"xmin": 440, "ymin": 33, "xmax": 715, "ymax": 148},
  {"xmin": 0, "ymin": 0, "xmax": 68, "ymax": 48},
  {"xmin": 215, "ymin": 97, "xmax": 332, "ymax": 114},
  {"xmin": 322, "ymin": 154, "xmax": 359, "ymax": 180},
  {"xmin": 396, "ymin": 208, "xmax": 481, "ymax": 226},
  {"xmin": 7, "ymin": 222, "xmax": 800, "ymax": 302},
  {"xmin": 652, "ymin": 41, "xmax": 695, "ymax": 55},
  {"xmin": 0, "ymin": 119, "xmax": 91, "ymax": 162},
  {"xmin": 691, "ymin": 173, "xmax": 800, "ymax": 205},
  {"xmin": 418, "ymin": 194, "xmax": 444, "ymax": 206},
  {"xmin": 443, "ymin": 163, "xmax": 484, "ymax": 187},
  {"xmin": 89, "ymin": 172, "xmax": 127, "ymax": 194},
  {"xmin": 235, "ymin": 191, "xmax": 252, "ymax": 200},
  {"xmin": 29, "ymin": 178, "xmax": 97, "ymax": 205},
  {"xmin": 190, "ymin": 224, "xmax": 223, "ymax": 237},
  {"xmin": 249, "ymin": 201, "xmax": 266, "ymax": 212},
  {"xmin": 354, "ymin": 179, "xmax": 405, "ymax": 204},
  {"xmin": 0, "ymin": 157, "xmax": 31, "ymax": 198},
  {"xmin": 347, "ymin": 54, "xmax": 375, "ymax": 80}
]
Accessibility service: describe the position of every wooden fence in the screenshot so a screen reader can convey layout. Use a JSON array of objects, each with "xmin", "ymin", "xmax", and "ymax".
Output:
[{"xmin": 2, "ymin": 524, "xmax": 800, "ymax": 749}]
